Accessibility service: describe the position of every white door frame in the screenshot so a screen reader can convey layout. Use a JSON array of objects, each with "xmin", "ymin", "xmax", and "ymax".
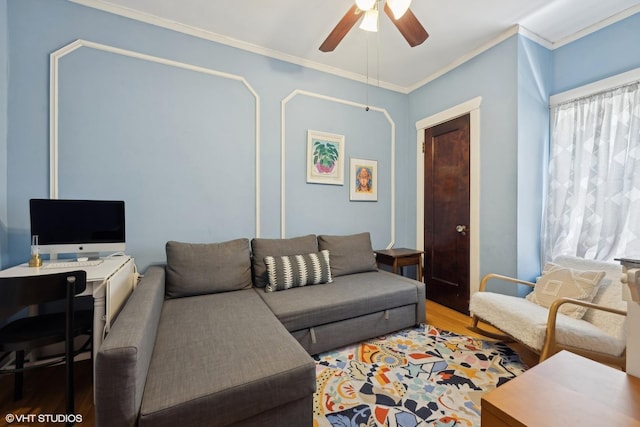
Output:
[{"xmin": 416, "ymin": 97, "xmax": 482, "ymax": 295}]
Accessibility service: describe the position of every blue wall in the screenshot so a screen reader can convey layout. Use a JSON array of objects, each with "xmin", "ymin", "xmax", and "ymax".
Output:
[
  {"xmin": 4, "ymin": 0, "xmax": 409, "ymax": 271},
  {"xmin": 0, "ymin": 0, "xmax": 8, "ymax": 269},
  {"xmin": 1, "ymin": 0, "xmax": 639, "ymax": 281},
  {"xmin": 516, "ymin": 36, "xmax": 552, "ymax": 289},
  {"xmin": 553, "ymin": 12, "xmax": 640, "ymax": 94}
]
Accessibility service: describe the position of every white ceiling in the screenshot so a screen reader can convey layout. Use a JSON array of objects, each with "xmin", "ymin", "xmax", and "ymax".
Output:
[{"xmin": 74, "ymin": 0, "xmax": 640, "ymax": 92}]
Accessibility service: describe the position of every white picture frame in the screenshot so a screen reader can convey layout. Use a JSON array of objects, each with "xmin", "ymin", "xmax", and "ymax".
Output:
[{"xmin": 306, "ymin": 130, "xmax": 345, "ymax": 185}]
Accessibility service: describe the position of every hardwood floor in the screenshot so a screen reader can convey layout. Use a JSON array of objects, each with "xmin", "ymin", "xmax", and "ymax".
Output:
[
  {"xmin": 0, "ymin": 358, "xmax": 95, "ymax": 426},
  {"xmin": 0, "ymin": 299, "xmax": 537, "ymax": 425},
  {"xmin": 425, "ymin": 298, "xmax": 539, "ymax": 368}
]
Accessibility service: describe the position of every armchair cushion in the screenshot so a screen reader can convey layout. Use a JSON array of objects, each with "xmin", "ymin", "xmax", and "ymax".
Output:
[
  {"xmin": 525, "ymin": 263, "xmax": 605, "ymax": 319},
  {"xmin": 552, "ymin": 255, "xmax": 627, "ymax": 339},
  {"xmin": 469, "ymin": 292, "xmax": 626, "ymax": 357}
]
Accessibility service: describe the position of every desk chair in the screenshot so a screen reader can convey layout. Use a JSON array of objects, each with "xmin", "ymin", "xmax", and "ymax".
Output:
[{"xmin": 0, "ymin": 270, "xmax": 92, "ymax": 416}]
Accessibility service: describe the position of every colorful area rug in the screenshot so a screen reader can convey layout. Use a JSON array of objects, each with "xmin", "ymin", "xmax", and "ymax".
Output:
[{"xmin": 313, "ymin": 324, "xmax": 527, "ymax": 427}]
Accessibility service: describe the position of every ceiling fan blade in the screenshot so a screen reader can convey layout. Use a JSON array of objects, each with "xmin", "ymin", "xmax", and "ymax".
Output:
[
  {"xmin": 319, "ymin": 5, "xmax": 362, "ymax": 52},
  {"xmin": 383, "ymin": 3, "xmax": 429, "ymax": 47}
]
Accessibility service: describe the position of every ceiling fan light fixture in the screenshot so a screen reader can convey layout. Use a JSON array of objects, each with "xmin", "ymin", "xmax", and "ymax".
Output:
[
  {"xmin": 387, "ymin": 0, "xmax": 411, "ymax": 19},
  {"xmin": 359, "ymin": 8, "xmax": 379, "ymax": 32},
  {"xmin": 355, "ymin": 0, "xmax": 376, "ymax": 11},
  {"xmin": 319, "ymin": 0, "xmax": 427, "ymax": 52}
]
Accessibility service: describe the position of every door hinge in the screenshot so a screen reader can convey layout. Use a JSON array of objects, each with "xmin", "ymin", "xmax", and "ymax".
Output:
[{"xmin": 422, "ymin": 142, "xmax": 425, "ymax": 153}]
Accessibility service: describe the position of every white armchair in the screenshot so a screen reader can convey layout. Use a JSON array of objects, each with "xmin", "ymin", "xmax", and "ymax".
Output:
[{"xmin": 468, "ymin": 256, "xmax": 627, "ymax": 370}]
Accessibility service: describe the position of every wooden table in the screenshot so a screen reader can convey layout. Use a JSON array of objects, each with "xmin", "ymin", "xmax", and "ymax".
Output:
[
  {"xmin": 481, "ymin": 350, "xmax": 640, "ymax": 426},
  {"xmin": 374, "ymin": 248, "xmax": 424, "ymax": 282}
]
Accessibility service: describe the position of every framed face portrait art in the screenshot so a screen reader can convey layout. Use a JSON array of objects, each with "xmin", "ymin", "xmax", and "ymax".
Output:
[{"xmin": 350, "ymin": 158, "xmax": 377, "ymax": 201}]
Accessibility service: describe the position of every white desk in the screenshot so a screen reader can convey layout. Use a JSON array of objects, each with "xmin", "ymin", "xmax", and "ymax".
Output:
[{"xmin": 0, "ymin": 255, "xmax": 136, "ymax": 358}]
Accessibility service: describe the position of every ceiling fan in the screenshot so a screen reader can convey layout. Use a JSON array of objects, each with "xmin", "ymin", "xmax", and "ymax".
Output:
[{"xmin": 320, "ymin": 0, "xmax": 429, "ymax": 52}]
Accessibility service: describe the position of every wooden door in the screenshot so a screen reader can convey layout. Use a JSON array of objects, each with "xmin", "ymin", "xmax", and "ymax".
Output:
[{"xmin": 424, "ymin": 114, "xmax": 470, "ymax": 314}]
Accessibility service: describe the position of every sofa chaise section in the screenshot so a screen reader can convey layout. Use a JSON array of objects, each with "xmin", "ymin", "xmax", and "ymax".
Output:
[
  {"xmin": 96, "ymin": 240, "xmax": 317, "ymax": 427},
  {"xmin": 139, "ymin": 283, "xmax": 315, "ymax": 427}
]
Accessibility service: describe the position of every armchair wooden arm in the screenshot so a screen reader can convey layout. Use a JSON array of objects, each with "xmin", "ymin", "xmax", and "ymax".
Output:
[
  {"xmin": 540, "ymin": 297, "xmax": 627, "ymax": 369},
  {"xmin": 478, "ymin": 273, "xmax": 535, "ymax": 292}
]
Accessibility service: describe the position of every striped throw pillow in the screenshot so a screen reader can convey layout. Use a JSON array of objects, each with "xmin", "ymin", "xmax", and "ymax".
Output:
[{"xmin": 264, "ymin": 250, "xmax": 333, "ymax": 292}]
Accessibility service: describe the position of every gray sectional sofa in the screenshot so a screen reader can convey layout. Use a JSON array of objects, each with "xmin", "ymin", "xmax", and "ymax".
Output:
[{"xmin": 94, "ymin": 232, "xmax": 426, "ymax": 427}]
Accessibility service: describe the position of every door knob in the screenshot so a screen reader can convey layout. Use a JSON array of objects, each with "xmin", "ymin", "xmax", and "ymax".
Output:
[{"xmin": 456, "ymin": 225, "xmax": 467, "ymax": 235}]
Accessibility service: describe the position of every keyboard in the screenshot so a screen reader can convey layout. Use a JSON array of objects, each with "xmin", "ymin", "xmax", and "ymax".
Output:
[{"xmin": 43, "ymin": 260, "xmax": 104, "ymax": 269}]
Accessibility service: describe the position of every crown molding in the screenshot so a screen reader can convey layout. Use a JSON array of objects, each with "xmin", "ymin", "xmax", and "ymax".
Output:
[
  {"xmin": 406, "ymin": 25, "xmax": 521, "ymax": 92},
  {"xmin": 69, "ymin": 0, "xmax": 407, "ymax": 93},
  {"xmin": 70, "ymin": 0, "xmax": 639, "ymax": 94},
  {"xmin": 552, "ymin": 4, "xmax": 640, "ymax": 49}
]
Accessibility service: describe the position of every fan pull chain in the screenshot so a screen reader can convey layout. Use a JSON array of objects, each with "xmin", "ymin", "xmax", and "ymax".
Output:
[
  {"xmin": 364, "ymin": 5, "xmax": 381, "ymax": 112},
  {"xmin": 376, "ymin": 20, "xmax": 381, "ymax": 90},
  {"xmin": 365, "ymin": 31, "xmax": 370, "ymax": 111}
]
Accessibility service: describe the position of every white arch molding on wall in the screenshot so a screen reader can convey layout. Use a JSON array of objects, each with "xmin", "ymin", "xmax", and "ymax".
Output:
[
  {"xmin": 416, "ymin": 96, "xmax": 482, "ymax": 295},
  {"xmin": 281, "ymin": 89, "xmax": 396, "ymax": 248},
  {"xmin": 49, "ymin": 39, "xmax": 262, "ymax": 236}
]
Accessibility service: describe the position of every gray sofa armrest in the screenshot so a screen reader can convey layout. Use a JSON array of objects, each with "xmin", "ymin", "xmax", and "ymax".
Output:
[
  {"xmin": 376, "ymin": 270, "xmax": 426, "ymax": 324},
  {"xmin": 95, "ymin": 265, "xmax": 166, "ymax": 427}
]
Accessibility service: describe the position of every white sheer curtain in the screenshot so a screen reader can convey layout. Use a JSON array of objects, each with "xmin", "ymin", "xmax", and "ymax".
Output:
[{"xmin": 542, "ymin": 82, "xmax": 640, "ymax": 263}]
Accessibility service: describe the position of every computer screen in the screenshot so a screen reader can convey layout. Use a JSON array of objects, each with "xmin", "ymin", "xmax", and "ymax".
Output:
[{"xmin": 29, "ymin": 199, "xmax": 126, "ymax": 257}]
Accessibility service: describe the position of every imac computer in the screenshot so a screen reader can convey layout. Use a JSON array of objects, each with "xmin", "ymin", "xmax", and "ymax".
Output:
[{"xmin": 29, "ymin": 199, "xmax": 126, "ymax": 260}]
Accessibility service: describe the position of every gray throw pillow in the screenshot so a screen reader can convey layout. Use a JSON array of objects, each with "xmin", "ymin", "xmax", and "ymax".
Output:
[
  {"xmin": 165, "ymin": 239, "xmax": 252, "ymax": 298},
  {"xmin": 317, "ymin": 232, "xmax": 378, "ymax": 277},
  {"xmin": 251, "ymin": 234, "xmax": 318, "ymax": 288}
]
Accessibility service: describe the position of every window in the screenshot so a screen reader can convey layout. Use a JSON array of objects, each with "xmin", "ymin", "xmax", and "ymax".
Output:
[{"xmin": 542, "ymin": 77, "xmax": 640, "ymax": 262}]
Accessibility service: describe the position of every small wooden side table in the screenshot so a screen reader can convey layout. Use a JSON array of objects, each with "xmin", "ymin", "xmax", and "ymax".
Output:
[
  {"xmin": 481, "ymin": 350, "xmax": 640, "ymax": 427},
  {"xmin": 374, "ymin": 248, "xmax": 424, "ymax": 282}
]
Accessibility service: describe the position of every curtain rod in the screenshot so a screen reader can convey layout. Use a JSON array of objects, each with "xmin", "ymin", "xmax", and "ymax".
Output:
[
  {"xmin": 549, "ymin": 66, "xmax": 640, "ymax": 108},
  {"xmin": 552, "ymin": 80, "xmax": 639, "ymax": 109}
]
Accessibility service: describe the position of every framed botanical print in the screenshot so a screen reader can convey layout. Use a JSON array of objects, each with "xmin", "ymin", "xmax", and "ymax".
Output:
[{"xmin": 306, "ymin": 130, "xmax": 345, "ymax": 185}]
